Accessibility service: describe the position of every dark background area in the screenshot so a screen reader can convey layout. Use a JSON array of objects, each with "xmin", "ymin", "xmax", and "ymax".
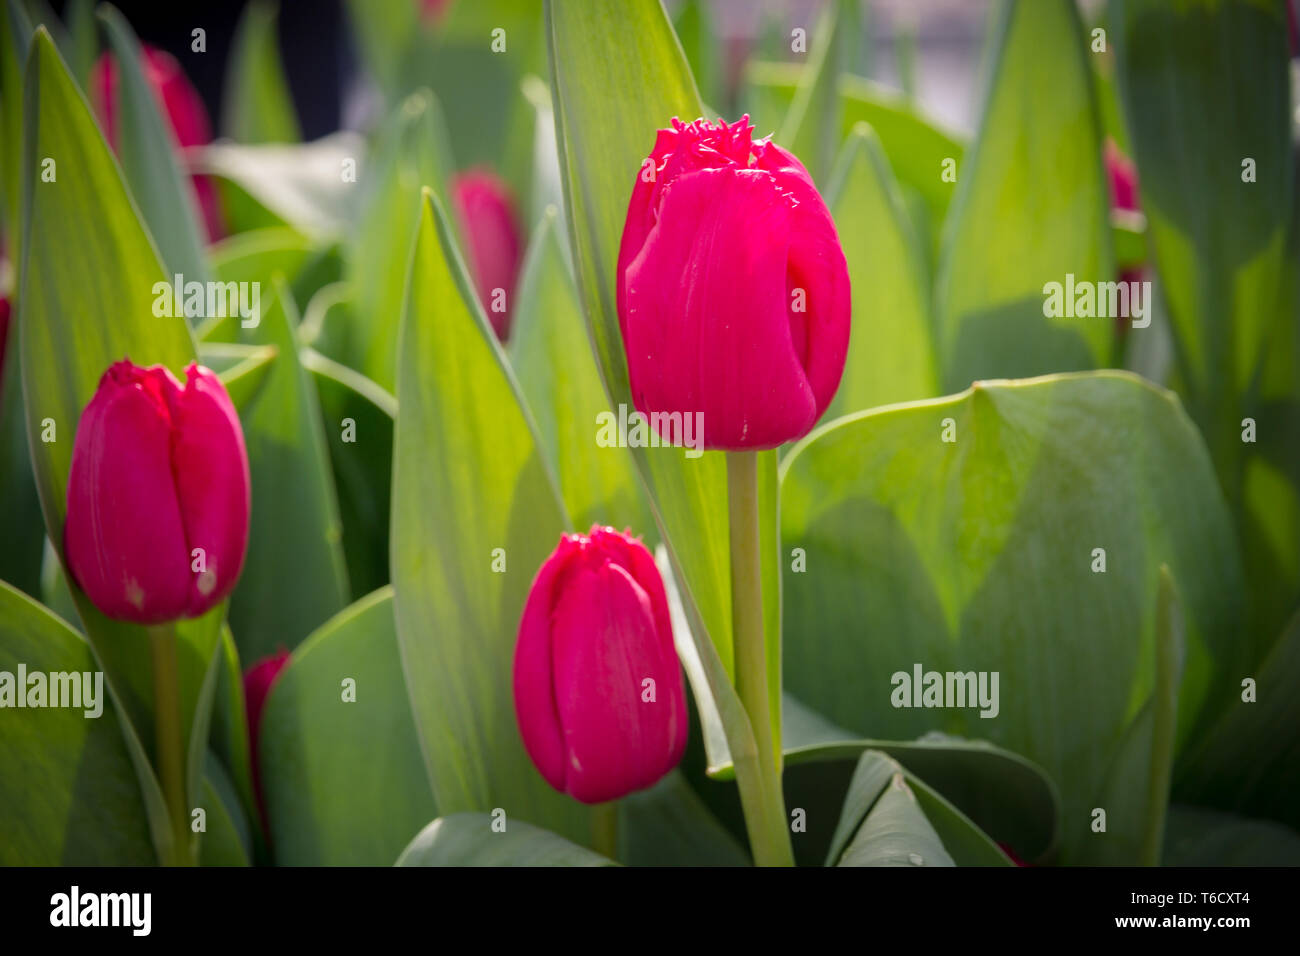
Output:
[{"xmin": 52, "ymin": 0, "xmax": 346, "ymax": 139}]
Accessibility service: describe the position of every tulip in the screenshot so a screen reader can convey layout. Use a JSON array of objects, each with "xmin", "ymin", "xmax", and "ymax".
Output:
[
  {"xmin": 514, "ymin": 527, "xmax": 687, "ymax": 804},
  {"xmin": 92, "ymin": 45, "xmax": 224, "ymax": 242},
  {"xmin": 617, "ymin": 115, "xmax": 850, "ymax": 450},
  {"xmin": 64, "ymin": 360, "xmax": 250, "ymax": 624},
  {"xmin": 419, "ymin": 0, "xmax": 453, "ymax": 25},
  {"xmin": 1104, "ymin": 139, "xmax": 1145, "ymax": 299},
  {"xmin": 450, "ymin": 169, "xmax": 522, "ymax": 341},
  {"xmin": 244, "ymin": 649, "xmax": 291, "ymax": 833}
]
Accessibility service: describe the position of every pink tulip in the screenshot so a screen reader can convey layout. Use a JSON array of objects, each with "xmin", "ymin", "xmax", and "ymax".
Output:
[
  {"xmin": 419, "ymin": 0, "xmax": 453, "ymax": 25},
  {"xmin": 64, "ymin": 360, "xmax": 250, "ymax": 624},
  {"xmin": 92, "ymin": 45, "xmax": 224, "ymax": 242},
  {"xmin": 244, "ymin": 649, "xmax": 291, "ymax": 833},
  {"xmin": 1104, "ymin": 139, "xmax": 1144, "ymax": 293},
  {"xmin": 617, "ymin": 116, "xmax": 850, "ymax": 450},
  {"xmin": 450, "ymin": 170, "xmax": 523, "ymax": 341},
  {"xmin": 514, "ymin": 527, "xmax": 688, "ymax": 804}
]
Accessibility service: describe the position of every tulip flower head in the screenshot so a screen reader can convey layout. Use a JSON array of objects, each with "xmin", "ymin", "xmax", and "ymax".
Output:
[
  {"xmin": 64, "ymin": 360, "xmax": 250, "ymax": 624},
  {"xmin": 450, "ymin": 169, "xmax": 523, "ymax": 341},
  {"xmin": 244, "ymin": 649, "xmax": 291, "ymax": 833},
  {"xmin": 617, "ymin": 116, "xmax": 850, "ymax": 450},
  {"xmin": 514, "ymin": 527, "xmax": 688, "ymax": 804}
]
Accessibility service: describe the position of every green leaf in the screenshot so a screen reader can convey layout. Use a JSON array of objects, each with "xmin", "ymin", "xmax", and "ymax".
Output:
[
  {"xmin": 1162, "ymin": 805, "xmax": 1300, "ymax": 866},
  {"xmin": 779, "ymin": 696, "xmax": 1060, "ymax": 862},
  {"xmin": 197, "ymin": 135, "xmax": 362, "ymax": 241},
  {"xmin": 1, "ymin": 0, "xmax": 36, "ymax": 239},
  {"xmin": 823, "ymin": 124, "xmax": 937, "ymax": 418},
  {"xmin": 392, "ymin": 190, "xmax": 589, "ymax": 841},
  {"xmin": 259, "ymin": 588, "xmax": 436, "ymax": 865},
  {"xmin": 828, "ymin": 751, "xmax": 954, "ymax": 867},
  {"xmin": 509, "ymin": 208, "xmax": 651, "ymax": 533},
  {"xmin": 302, "ymin": 346, "xmax": 395, "ymax": 597},
  {"xmin": 348, "ymin": 89, "xmax": 454, "ymax": 393},
  {"xmin": 778, "ymin": 0, "xmax": 848, "ymax": 186},
  {"xmin": 397, "ymin": 813, "xmax": 615, "ymax": 867},
  {"xmin": 199, "ymin": 752, "xmax": 252, "ymax": 866},
  {"xmin": 0, "ymin": 580, "xmax": 155, "ymax": 864},
  {"xmin": 1111, "ymin": 0, "xmax": 1297, "ymax": 652},
  {"xmin": 780, "ymin": 371, "xmax": 1244, "ymax": 863},
  {"xmin": 227, "ymin": 278, "xmax": 349, "ymax": 659},
  {"xmin": 202, "ymin": 341, "xmax": 278, "ymax": 411},
  {"xmin": 936, "ymin": 0, "xmax": 1113, "ymax": 392},
  {"xmin": 621, "ymin": 771, "xmax": 751, "ymax": 866},
  {"xmin": 1175, "ymin": 607, "xmax": 1300, "ymax": 831},
  {"xmin": 221, "ymin": 0, "xmax": 300, "ymax": 144},
  {"xmin": 17, "ymin": 29, "xmax": 224, "ymax": 865},
  {"xmin": 97, "ymin": 5, "xmax": 209, "ymax": 286},
  {"xmin": 672, "ymin": 0, "xmax": 718, "ymax": 114},
  {"xmin": 207, "ymin": 625, "xmax": 260, "ymax": 856},
  {"xmin": 199, "ymin": 226, "xmax": 321, "ymax": 342}
]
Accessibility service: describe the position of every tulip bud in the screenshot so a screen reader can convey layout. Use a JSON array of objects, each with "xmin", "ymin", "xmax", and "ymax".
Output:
[
  {"xmin": 92, "ymin": 45, "xmax": 224, "ymax": 242},
  {"xmin": 1104, "ymin": 140, "xmax": 1139, "ymax": 215},
  {"xmin": 514, "ymin": 527, "xmax": 688, "ymax": 804},
  {"xmin": 450, "ymin": 169, "xmax": 523, "ymax": 341},
  {"xmin": 617, "ymin": 116, "xmax": 850, "ymax": 450},
  {"xmin": 244, "ymin": 649, "xmax": 290, "ymax": 833},
  {"xmin": 65, "ymin": 360, "xmax": 251, "ymax": 624}
]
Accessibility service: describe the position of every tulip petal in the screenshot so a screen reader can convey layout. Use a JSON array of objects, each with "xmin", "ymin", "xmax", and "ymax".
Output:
[
  {"xmin": 65, "ymin": 363, "xmax": 191, "ymax": 622},
  {"xmin": 550, "ymin": 559, "xmax": 683, "ymax": 803},
  {"xmin": 622, "ymin": 165, "xmax": 819, "ymax": 449},
  {"xmin": 170, "ymin": 364, "xmax": 251, "ymax": 616}
]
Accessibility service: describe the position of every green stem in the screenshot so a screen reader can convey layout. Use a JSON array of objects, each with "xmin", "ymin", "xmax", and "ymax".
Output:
[
  {"xmin": 591, "ymin": 802, "xmax": 619, "ymax": 861},
  {"xmin": 726, "ymin": 451, "xmax": 794, "ymax": 867},
  {"xmin": 149, "ymin": 624, "xmax": 192, "ymax": 866}
]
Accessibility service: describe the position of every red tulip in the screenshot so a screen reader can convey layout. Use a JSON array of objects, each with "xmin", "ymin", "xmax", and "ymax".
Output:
[
  {"xmin": 450, "ymin": 170, "xmax": 522, "ymax": 341},
  {"xmin": 419, "ymin": 0, "xmax": 453, "ymax": 25},
  {"xmin": 1104, "ymin": 139, "xmax": 1144, "ymax": 292},
  {"xmin": 244, "ymin": 649, "xmax": 290, "ymax": 833},
  {"xmin": 514, "ymin": 527, "xmax": 688, "ymax": 804},
  {"xmin": 64, "ymin": 360, "xmax": 250, "ymax": 624},
  {"xmin": 617, "ymin": 116, "xmax": 850, "ymax": 450},
  {"xmin": 92, "ymin": 45, "xmax": 223, "ymax": 242}
]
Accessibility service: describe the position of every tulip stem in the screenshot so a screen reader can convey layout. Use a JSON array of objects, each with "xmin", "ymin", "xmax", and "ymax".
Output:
[
  {"xmin": 591, "ymin": 802, "xmax": 620, "ymax": 861},
  {"xmin": 726, "ymin": 451, "xmax": 794, "ymax": 867},
  {"xmin": 148, "ymin": 625, "xmax": 192, "ymax": 866}
]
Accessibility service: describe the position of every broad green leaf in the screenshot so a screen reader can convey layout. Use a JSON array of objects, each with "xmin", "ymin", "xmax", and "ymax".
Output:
[
  {"xmin": 549, "ymin": 0, "xmax": 785, "ymax": 763},
  {"xmin": 778, "ymin": 0, "xmax": 847, "ymax": 186},
  {"xmin": 823, "ymin": 124, "xmax": 937, "ymax": 418},
  {"xmin": 0, "ymin": 580, "xmax": 154, "ymax": 864},
  {"xmin": 227, "ymin": 278, "xmax": 349, "ymax": 659},
  {"xmin": 779, "ymin": 695, "xmax": 1060, "ymax": 862},
  {"xmin": 397, "ymin": 813, "xmax": 615, "ymax": 867},
  {"xmin": 98, "ymin": 6, "xmax": 209, "ymax": 286},
  {"xmin": 17, "ymin": 30, "xmax": 223, "ymax": 865},
  {"xmin": 221, "ymin": 0, "xmax": 300, "ymax": 144},
  {"xmin": 207, "ymin": 625, "xmax": 260, "ymax": 856},
  {"xmin": 780, "ymin": 371, "xmax": 1244, "ymax": 863},
  {"xmin": 1175, "ymin": 608, "xmax": 1300, "ymax": 831},
  {"xmin": 509, "ymin": 208, "xmax": 651, "ymax": 534},
  {"xmin": 672, "ymin": 0, "xmax": 719, "ymax": 114},
  {"xmin": 260, "ymin": 588, "xmax": 436, "ymax": 865},
  {"xmin": 348, "ymin": 89, "xmax": 454, "ymax": 393},
  {"xmin": 1112, "ymin": 0, "xmax": 1297, "ymax": 654},
  {"xmin": 391, "ymin": 190, "xmax": 588, "ymax": 842},
  {"xmin": 199, "ymin": 753, "xmax": 252, "ymax": 866},
  {"xmin": 63, "ymin": 0, "xmax": 93, "ymax": 87},
  {"xmin": 302, "ymin": 346, "xmax": 395, "ymax": 598},
  {"xmin": 197, "ymin": 134, "xmax": 363, "ymax": 241},
  {"xmin": 1, "ymin": 0, "xmax": 36, "ymax": 240},
  {"xmin": 936, "ymin": 0, "xmax": 1113, "ymax": 392},
  {"xmin": 0, "ymin": 321, "xmax": 42, "ymax": 597},
  {"xmin": 620, "ymin": 770, "xmax": 751, "ymax": 866},
  {"xmin": 828, "ymin": 751, "xmax": 955, "ymax": 867},
  {"xmin": 1162, "ymin": 805, "xmax": 1300, "ymax": 866}
]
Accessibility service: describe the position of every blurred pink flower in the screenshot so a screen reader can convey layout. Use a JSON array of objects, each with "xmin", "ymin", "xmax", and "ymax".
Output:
[{"xmin": 451, "ymin": 169, "xmax": 523, "ymax": 341}]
